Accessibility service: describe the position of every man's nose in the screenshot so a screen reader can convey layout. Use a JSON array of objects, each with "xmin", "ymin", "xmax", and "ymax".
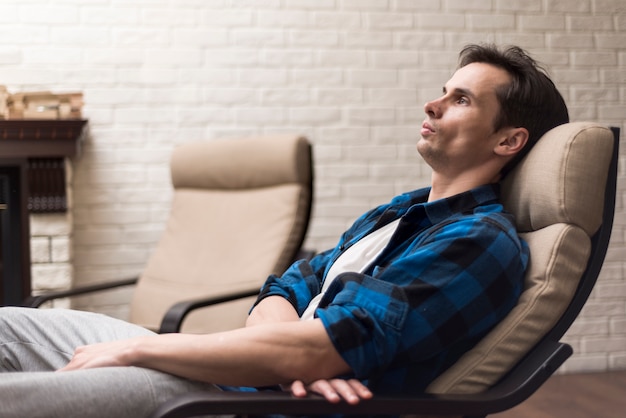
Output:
[{"xmin": 424, "ymin": 98, "xmax": 442, "ymax": 118}]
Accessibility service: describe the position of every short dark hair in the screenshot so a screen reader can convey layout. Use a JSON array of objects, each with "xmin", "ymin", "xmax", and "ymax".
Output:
[{"xmin": 458, "ymin": 44, "xmax": 569, "ymax": 176}]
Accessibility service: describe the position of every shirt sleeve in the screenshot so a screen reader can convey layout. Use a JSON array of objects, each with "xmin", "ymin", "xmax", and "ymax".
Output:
[{"xmin": 315, "ymin": 214, "xmax": 527, "ymax": 381}]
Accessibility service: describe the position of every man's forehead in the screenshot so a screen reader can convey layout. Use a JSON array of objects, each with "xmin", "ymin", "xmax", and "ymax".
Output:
[{"xmin": 446, "ymin": 62, "xmax": 511, "ymax": 97}]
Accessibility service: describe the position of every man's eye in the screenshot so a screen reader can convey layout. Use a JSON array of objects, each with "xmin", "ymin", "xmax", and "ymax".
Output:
[{"xmin": 457, "ymin": 97, "xmax": 469, "ymax": 105}]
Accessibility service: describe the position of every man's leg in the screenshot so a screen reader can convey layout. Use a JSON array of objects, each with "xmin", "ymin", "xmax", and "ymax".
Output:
[
  {"xmin": 0, "ymin": 307, "xmax": 219, "ymax": 418},
  {"xmin": 0, "ymin": 306, "xmax": 155, "ymax": 371},
  {"xmin": 0, "ymin": 366, "xmax": 218, "ymax": 418}
]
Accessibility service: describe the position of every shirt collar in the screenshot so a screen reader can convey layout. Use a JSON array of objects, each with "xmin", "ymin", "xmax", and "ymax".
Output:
[{"xmin": 409, "ymin": 183, "xmax": 501, "ymax": 225}]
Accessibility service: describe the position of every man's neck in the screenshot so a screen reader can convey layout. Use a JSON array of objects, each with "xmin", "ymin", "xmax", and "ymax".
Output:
[{"xmin": 428, "ymin": 171, "xmax": 501, "ymax": 202}]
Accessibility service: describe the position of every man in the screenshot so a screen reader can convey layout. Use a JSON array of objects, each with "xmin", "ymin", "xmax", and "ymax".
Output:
[{"xmin": 0, "ymin": 44, "xmax": 569, "ymax": 417}]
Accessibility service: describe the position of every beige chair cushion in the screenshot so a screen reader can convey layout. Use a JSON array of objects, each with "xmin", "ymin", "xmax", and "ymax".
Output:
[
  {"xmin": 129, "ymin": 135, "xmax": 312, "ymax": 333},
  {"xmin": 426, "ymin": 122, "xmax": 614, "ymax": 394}
]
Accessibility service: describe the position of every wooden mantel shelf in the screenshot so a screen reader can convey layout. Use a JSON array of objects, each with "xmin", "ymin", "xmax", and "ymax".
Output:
[{"xmin": 0, "ymin": 119, "xmax": 88, "ymax": 158}]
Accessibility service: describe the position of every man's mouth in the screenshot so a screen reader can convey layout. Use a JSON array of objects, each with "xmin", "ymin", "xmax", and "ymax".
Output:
[{"xmin": 421, "ymin": 122, "xmax": 436, "ymax": 136}]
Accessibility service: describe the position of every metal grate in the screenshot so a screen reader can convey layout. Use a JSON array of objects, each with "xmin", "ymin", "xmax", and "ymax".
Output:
[{"xmin": 27, "ymin": 158, "xmax": 67, "ymax": 213}]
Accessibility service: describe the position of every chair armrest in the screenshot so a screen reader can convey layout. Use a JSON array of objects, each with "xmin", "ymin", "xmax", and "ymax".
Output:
[
  {"xmin": 158, "ymin": 247, "xmax": 316, "ymax": 333},
  {"xmin": 150, "ymin": 340, "xmax": 572, "ymax": 418},
  {"xmin": 23, "ymin": 277, "xmax": 138, "ymax": 308},
  {"xmin": 158, "ymin": 288, "xmax": 260, "ymax": 334}
]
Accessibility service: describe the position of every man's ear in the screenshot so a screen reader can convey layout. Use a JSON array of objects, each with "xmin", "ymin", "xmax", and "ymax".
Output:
[{"xmin": 495, "ymin": 127, "xmax": 529, "ymax": 157}]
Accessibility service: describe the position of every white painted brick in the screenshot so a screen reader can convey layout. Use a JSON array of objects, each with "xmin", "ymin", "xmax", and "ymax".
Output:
[
  {"xmin": 238, "ymin": 69, "xmax": 288, "ymax": 86},
  {"xmin": 560, "ymin": 355, "xmax": 607, "ymax": 374},
  {"xmin": 141, "ymin": 8, "xmax": 198, "ymax": 25},
  {"xmin": 19, "ymin": 5, "xmax": 79, "ymax": 24},
  {"xmin": 547, "ymin": 0, "xmax": 591, "ymax": 13},
  {"xmin": 316, "ymin": 88, "xmax": 363, "ymax": 105},
  {"xmin": 113, "ymin": 29, "xmax": 168, "ymax": 46},
  {"xmin": 572, "ymin": 51, "xmax": 617, "ymax": 67},
  {"xmin": 569, "ymin": 16, "xmax": 614, "ymax": 31},
  {"xmin": 85, "ymin": 48, "xmax": 145, "ymax": 66},
  {"xmin": 257, "ymin": 10, "xmax": 313, "ymax": 27},
  {"xmin": 395, "ymin": 32, "xmax": 445, "ymax": 49},
  {"xmin": 31, "ymin": 264, "xmax": 73, "ymax": 291},
  {"xmin": 599, "ymin": 105, "xmax": 626, "ymax": 120},
  {"xmin": 314, "ymin": 12, "xmax": 361, "ymax": 29},
  {"xmin": 0, "ymin": 25, "xmax": 48, "ymax": 45},
  {"xmin": 50, "ymin": 28, "xmax": 110, "ymax": 46},
  {"xmin": 30, "ymin": 214, "xmax": 72, "ymax": 236},
  {"xmin": 341, "ymin": 0, "xmax": 388, "ymax": 10},
  {"xmin": 202, "ymin": 10, "xmax": 254, "ymax": 26},
  {"xmin": 81, "ymin": 7, "xmax": 140, "ymax": 25},
  {"xmin": 365, "ymin": 13, "xmax": 414, "ymax": 29},
  {"xmin": 23, "ymin": 48, "xmax": 83, "ymax": 65},
  {"xmin": 348, "ymin": 107, "xmax": 396, "ymax": 124},
  {"xmin": 144, "ymin": 49, "xmax": 204, "ymax": 67},
  {"xmin": 232, "ymin": 30, "xmax": 285, "ymax": 47},
  {"xmin": 495, "ymin": 0, "xmax": 542, "ymax": 12},
  {"xmin": 117, "ymin": 69, "xmax": 178, "ymax": 85},
  {"xmin": 519, "ymin": 15, "xmax": 566, "ymax": 31},
  {"xmin": 582, "ymin": 337, "xmax": 626, "ymax": 353},
  {"xmin": 610, "ymin": 317, "xmax": 626, "ymax": 334},
  {"xmin": 371, "ymin": 51, "xmax": 419, "ymax": 68},
  {"xmin": 0, "ymin": 5, "xmax": 18, "ymax": 23},
  {"xmin": 289, "ymin": 30, "xmax": 339, "ymax": 47},
  {"xmin": 263, "ymin": 50, "xmax": 314, "ymax": 67},
  {"xmin": 468, "ymin": 14, "xmax": 516, "ymax": 29},
  {"xmin": 292, "ymin": 69, "xmax": 344, "ymax": 86},
  {"xmin": 342, "ymin": 31, "xmax": 393, "ymax": 48},
  {"xmin": 566, "ymin": 317, "xmax": 610, "ymax": 337},
  {"xmin": 286, "ymin": 0, "xmax": 335, "ymax": 10},
  {"xmin": 235, "ymin": 107, "xmax": 286, "ymax": 124},
  {"xmin": 415, "ymin": 13, "xmax": 465, "ymax": 29},
  {"xmin": 316, "ymin": 50, "xmax": 367, "ymax": 66},
  {"xmin": 368, "ymin": 88, "xmax": 417, "ymax": 105},
  {"xmin": 289, "ymin": 107, "xmax": 341, "ymax": 124},
  {"xmin": 205, "ymin": 88, "xmax": 258, "ymax": 105},
  {"xmin": 51, "ymin": 236, "xmax": 71, "ymax": 263},
  {"xmin": 0, "ymin": 68, "xmax": 59, "ymax": 86},
  {"xmin": 173, "ymin": 29, "xmax": 229, "ymax": 47},
  {"xmin": 610, "ymin": 354, "xmax": 626, "ymax": 369},
  {"xmin": 261, "ymin": 88, "xmax": 309, "ymax": 105},
  {"xmin": 31, "ymin": 237, "xmax": 51, "ymax": 263},
  {"xmin": 548, "ymin": 33, "xmax": 595, "ymax": 48},
  {"xmin": 449, "ymin": 0, "xmax": 493, "ymax": 10},
  {"xmin": 234, "ymin": 0, "xmax": 282, "ymax": 8},
  {"xmin": 0, "ymin": 47, "xmax": 21, "ymax": 64},
  {"xmin": 349, "ymin": 69, "xmax": 397, "ymax": 86}
]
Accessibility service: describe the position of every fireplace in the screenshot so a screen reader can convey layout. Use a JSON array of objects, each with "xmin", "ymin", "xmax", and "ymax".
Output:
[
  {"xmin": 0, "ymin": 163, "xmax": 30, "ymax": 305},
  {"xmin": 0, "ymin": 120, "xmax": 86, "ymax": 306}
]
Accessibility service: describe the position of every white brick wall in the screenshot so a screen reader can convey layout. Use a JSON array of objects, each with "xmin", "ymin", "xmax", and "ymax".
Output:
[{"xmin": 1, "ymin": 1, "xmax": 624, "ymax": 374}]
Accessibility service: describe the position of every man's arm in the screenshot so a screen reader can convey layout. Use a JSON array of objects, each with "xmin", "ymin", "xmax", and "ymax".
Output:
[
  {"xmin": 246, "ymin": 295, "xmax": 300, "ymax": 326},
  {"xmin": 60, "ymin": 318, "xmax": 352, "ymax": 388}
]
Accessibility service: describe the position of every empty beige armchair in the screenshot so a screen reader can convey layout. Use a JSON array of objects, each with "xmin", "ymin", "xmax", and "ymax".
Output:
[{"xmin": 26, "ymin": 135, "xmax": 314, "ymax": 334}]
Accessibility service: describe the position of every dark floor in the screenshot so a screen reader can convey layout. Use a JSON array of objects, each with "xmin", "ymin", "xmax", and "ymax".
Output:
[{"xmin": 491, "ymin": 370, "xmax": 626, "ymax": 418}]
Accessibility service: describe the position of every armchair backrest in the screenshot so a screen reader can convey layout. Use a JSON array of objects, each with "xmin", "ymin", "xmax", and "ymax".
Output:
[
  {"xmin": 129, "ymin": 135, "xmax": 313, "ymax": 333},
  {"xmin": 427, "ymin": 122, "xmax": 616, "ymax": 394}
]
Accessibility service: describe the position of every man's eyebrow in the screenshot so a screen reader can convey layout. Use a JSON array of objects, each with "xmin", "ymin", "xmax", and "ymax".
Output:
[{"xmin": 443, "ymin": 86, "xmax": 477, "ymax": 100}]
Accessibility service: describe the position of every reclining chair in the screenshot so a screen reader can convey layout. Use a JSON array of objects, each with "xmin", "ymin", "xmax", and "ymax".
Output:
[
  {"xmin": 151, "ymin": 122, "xmax": 619, "ymax": 417},
  {"xmin": 26, "ymin": 134, "xmax": 314, "ymax": 334}
]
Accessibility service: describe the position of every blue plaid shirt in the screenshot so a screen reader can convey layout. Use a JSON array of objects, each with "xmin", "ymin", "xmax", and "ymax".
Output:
[{"xmin": 254, "ymin": 184, "xmax": 527, "ymax": 394}]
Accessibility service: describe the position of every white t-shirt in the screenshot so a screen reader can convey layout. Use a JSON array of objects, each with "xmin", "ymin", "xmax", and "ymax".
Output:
[{"xmin": 300, "ymin": 218, "xmax": 401, "ymax": 320}]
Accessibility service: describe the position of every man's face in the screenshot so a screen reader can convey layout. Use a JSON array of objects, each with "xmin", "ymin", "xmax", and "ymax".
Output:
[{"xmin": 418, "ymin": 62, "xmax": 512, "ymax": 175}]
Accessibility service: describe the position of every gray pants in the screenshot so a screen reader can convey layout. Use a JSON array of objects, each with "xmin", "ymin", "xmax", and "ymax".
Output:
[{"xmin": 0, "ymin": 307, "xmax": 219, "ymax": 418}]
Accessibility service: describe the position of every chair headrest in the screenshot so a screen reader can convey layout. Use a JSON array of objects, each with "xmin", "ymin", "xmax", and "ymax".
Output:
[
  {"xmin": 170, "ymin": 135, "xmax": 311, "ymax": 190},
  {"xmin": 501, "ymin": 122, "xmax": 614, "ymax": 236}
]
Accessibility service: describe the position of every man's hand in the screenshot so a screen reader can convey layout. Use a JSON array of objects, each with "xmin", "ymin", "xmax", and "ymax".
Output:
[
  {"xmin": 58, "ymin": 338, "xmax": 144, "ymax": 372},
  {"xmin": 289, "ymin": 379, "xmax": 372, "ymax": 404}
]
